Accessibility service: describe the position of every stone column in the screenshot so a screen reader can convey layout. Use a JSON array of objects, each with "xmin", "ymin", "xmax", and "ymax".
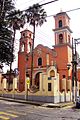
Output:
[
  {"xmin": 3, "ymin": 77, "xmax": 7, "ymax": 90},
  {"xmin": 13, "ymin": 77, "xmax": 18, "ymax": 90}
]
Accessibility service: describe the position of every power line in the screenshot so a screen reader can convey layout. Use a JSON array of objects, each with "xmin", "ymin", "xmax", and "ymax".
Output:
[
  {"xmin": 16, "ymin": 0, "xmax": 80, "ymax": 20},
  {"xmin": 15, "ymin": 0, "xmax": 80, "ymax": 22},
  {"xmin": 66, "ymin": 7, "xmax": 80, "ymax": 13},
  {"xmin": 39, "ymin": 0, "xmax": 58, "ymax": 7},
  {"xmin": 20, "ymin": 0, "xmax": 59, "ymax": 12},
  {"xmin": 47, "ymin": 7, "xmax": 80, "ymax": 18},
  {"xmin": 25, "ymin": 23, "xmax": 53, "ymax": 40},
  {"xmin": 14, "ymin": 0, "xmax": 80, "ymax": 20}
]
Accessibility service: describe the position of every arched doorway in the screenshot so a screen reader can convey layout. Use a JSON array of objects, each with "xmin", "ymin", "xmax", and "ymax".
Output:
[{"xmin": 34, "ymin": 72, "xmax": 41, "ymax": 89}]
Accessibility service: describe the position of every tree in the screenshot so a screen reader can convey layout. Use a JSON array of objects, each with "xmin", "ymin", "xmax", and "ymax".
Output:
[
  {"xmin": 7, "ymin": 10, "xmax": 25, "ymax": 71},
  {"xmin": 0, "ymin": 0, "xmax": 25, "ymax": 89},
  {"xmin": 0, "ymin": 0, "xmax": 25, "ymax": 68},
  {"xmin": 25, "ymin": 3, "xmax": 47, "ymax": 86},
  {"xmin": 0, "ymin": 0, "xmax": 15, "ymax": 65}
]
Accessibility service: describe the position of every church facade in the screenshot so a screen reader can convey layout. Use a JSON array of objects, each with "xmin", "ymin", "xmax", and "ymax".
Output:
[{"xmin": 18, "ymin": 11, "xmax": 80, "ymax": 103}]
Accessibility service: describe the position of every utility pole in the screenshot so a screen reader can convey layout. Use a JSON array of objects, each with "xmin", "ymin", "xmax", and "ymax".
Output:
[
  {"xmin": 74, "ymin": 39, "xmax": 77, "ymax": 101},
  {"xmin": 72, "ymin": 38, "xmax": 75, "ymax": 102},
  {"xmin": 74, "ymin": 38, "xmax": 80, "ymax": 101},
  {"xmin": 72, "ymin": 38, "xmax": 80, "ymax": 102}
]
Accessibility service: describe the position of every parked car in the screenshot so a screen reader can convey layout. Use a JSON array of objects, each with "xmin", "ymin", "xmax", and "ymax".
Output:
[{"xmin": 76, "ymin": 96, "xmax": 80, "ymax": 108}]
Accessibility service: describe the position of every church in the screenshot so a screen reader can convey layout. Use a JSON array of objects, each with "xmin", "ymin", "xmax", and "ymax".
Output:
[{"xmin": 18, "ymin": 11, "xmax": 80, "ymax": 103}]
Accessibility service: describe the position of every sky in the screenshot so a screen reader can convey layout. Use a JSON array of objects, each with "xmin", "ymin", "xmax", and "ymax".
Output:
[
  {"xmin": 15, "ymin": 0, "xmax": 80, "ymax": 48},
  {"xmin": 3, "ymin": 0, "xmax": 80, "ymax": 72}
]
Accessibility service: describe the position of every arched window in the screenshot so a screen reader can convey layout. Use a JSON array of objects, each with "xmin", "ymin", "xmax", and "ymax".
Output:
[
  {"xmin": 28, "ymin": 42, "xmax": 31, "ymax": 53},
  {"xmin": 38, "ymin": 58, "xmax": 42, "ymax": 66},
  {"xmin": 50, "ymin": 70, "xmax": 55, "ymax": 77},
  {"xmin": 23, "ymin": 33, "xmax": 25, "ymax": 38},
  {"xmin": 63, "ymin": 75, "xmax": 66, "ymax": 78},
  {"xmin": 29, "ymin": 42, "xmax": 31, "ymax": 50},
  {"xmin": 59, "ymin": 34, "xmax": 63, "ymax": 44},
  {"xmin": 21, "ymin": 43, "xmax": 25, "ymax": 52},
  {"xmin": 59, "ymin": 20, "xmax": 62, "ymax": 28}
]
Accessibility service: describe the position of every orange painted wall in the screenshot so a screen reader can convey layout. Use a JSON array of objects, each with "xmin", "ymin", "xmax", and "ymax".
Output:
[
  {"xmin": 18, "ymin": 52, "xmax": 26, "ymax": 91},
  {"xmin": 53, "ymin": 45, "xmax": 72, "ymax": 91},
  {"xmin": 18, "ymin": 12, "xmax": 73, "ymax": 91},
  {"xmin": 54, "ymin": 45, "xmax": 68, "ymax": 79},
  {"xmin": 54, "ymin": 12, "xmax": 70, "ymax": 29},
  {"xmin": 27, "ymin": 45, "xmax": 55, "ymax": 69}
]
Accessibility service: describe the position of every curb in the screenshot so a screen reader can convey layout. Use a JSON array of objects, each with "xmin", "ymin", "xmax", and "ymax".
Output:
[
  {"xmin": 0, "ymin": 97, "xmax": 75, "ymax": 108},
  {"xmin": 41, "ymin": 102, "xmax": 74, "ymax": 108},
  {"xmin": 0, "ymin": 97, "xmax": 43, "ymax": 106}
]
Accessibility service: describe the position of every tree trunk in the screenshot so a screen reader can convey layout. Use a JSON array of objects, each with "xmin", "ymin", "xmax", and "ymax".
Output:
[{"xmin": 30, "ymin": 21, "xmax": 35, "ymax": 86}]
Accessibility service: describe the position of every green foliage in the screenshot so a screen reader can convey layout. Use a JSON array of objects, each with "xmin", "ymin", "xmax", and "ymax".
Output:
[
  {"xmin": 0, "ymin": 1, "xmax": 47, "ymax": 67},
  {"xmin": 0, "ymin": 0, "xmax": 15, "ymax": 65},
  {"xmin": 0, "ymin": 41, "xmax": 13, "ymax": 64},
  {"xmin": 7, "ymin": 10, "xmax": 25, "ymax": 31},
  {"xmin": 0, "ymin": 0, "xmax": 25, "ymax": 65},
  {"xmin": 25, "ymin": 3, "xmax": 47, "ymax": 26}
]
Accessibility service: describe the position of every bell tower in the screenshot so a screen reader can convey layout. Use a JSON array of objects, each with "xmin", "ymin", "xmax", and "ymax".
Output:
[
  {"xmin": 53, "ymin": 12, "xmax": 72, "ymax": 46},
  {"xmin": 19, "ymin": 29, "xmax": 33, "ymax": 53},
  {"xmin": 53, "ymin": 11, "xmax": 73, "ymax": 92},
  {"xmin": 18, "ymin": 29, "xmax": 33, "ymax": 91}
]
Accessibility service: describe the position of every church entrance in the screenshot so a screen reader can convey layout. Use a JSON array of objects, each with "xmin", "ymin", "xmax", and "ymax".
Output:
[{"xmin": 34, "ymin": 72, "xmax": 42, "ymax": 89}]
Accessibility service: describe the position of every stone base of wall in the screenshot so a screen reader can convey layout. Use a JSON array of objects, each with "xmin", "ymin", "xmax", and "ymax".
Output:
[
  {"xmin": 0, "ymin": 91, "xmax": 71, "ymax": 103},
  {"xmin": 28, "ymin": 95, "xmax": 60, "ymax": 103}
]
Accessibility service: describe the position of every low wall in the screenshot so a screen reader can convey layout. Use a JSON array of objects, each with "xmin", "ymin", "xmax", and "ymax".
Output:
[
  {"xmin": 59, "ymin": 91, "xmax": 71, "ymax": 102},
  {"xmin": 0, "ymin": 90, "xmax": 71, "ymax": 103}
]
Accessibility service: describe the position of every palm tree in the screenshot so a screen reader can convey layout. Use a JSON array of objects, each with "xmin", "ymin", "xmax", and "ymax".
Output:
[
  {"xmin": 7, "ymin": 10, "xmax": 25, "ymax": 72},
  {"xmin": 6, "ymin": 10, "xmax": 25, "ymax": 89},
  {"xmin": 25, "ymin": 3, "xmax": 47, "ymax": 86}
]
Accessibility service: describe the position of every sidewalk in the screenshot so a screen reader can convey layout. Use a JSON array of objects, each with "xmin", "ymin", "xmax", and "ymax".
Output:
[
  {"xmin": 42, "ymin": 102, "xmax": 75, "ymax": 108},
  {"xmin": 0, "ymin": 96, "xmax": 75, "ymax": 108}
]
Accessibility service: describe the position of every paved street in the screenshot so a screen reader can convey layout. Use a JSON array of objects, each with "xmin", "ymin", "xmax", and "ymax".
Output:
[{"xmin": 0, "ymin": 100, "xmax": 80, "ymax": 120}]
